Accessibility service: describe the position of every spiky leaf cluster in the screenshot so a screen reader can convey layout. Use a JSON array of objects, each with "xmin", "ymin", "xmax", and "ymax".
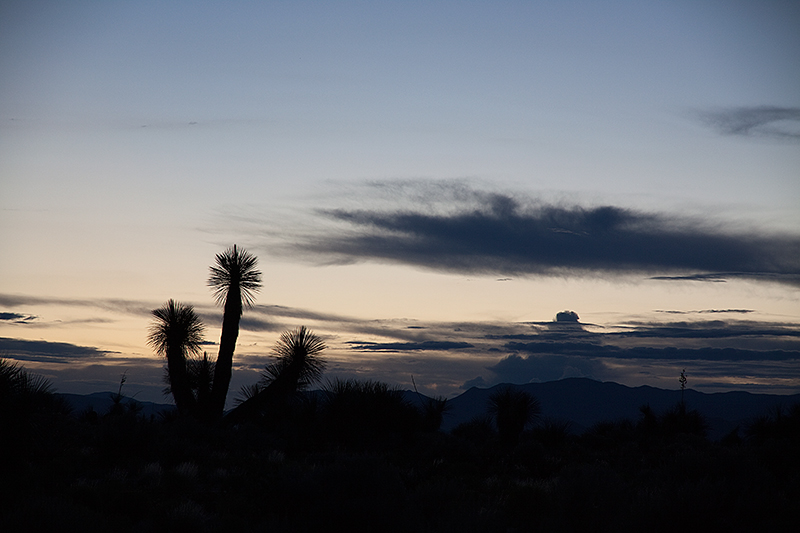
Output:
[
  {"xmin": 260, "ymin": 326, "xmax": 327, "ymax": 390},
  {"xmin": 488, "ymin": 386, "xmax": 541, "ymax": 442},
  {"xmin": 1, "ymin": 358, "xmax": 54, "ymax": 397},
  {"xmin": 208, "ymin": 244, "xmax": 262, "ymax": 309},
  {"xmin": 162, "ymin": 353, "xmax": 216, "ymax": 398},
  {"xmin": 147, "ymin": 300, "xmax": 205, "ymax": 358}
]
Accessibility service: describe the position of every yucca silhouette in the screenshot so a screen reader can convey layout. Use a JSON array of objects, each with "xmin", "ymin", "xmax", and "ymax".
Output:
[
  {"xmin": 1, "ymin": 358, "xmax": 69, "ymax": 452},
  {"xmin": 208, "ymin": 244, "xmax": 262, "ymax": 418},
  {"xmin": 323, "ymin": 378, "xmax": 417, "ymax": 441},
  {"xmin": 227, "ymin": 326, "xmax": 326, "ymax": 423},
  {"xmin": 488, "ymin": 386, "xmax": 541, "ymax": 444},
  {"xmin": 147, "ymin": 299, "xmax": 205, "ymax": 415},
  {"xmin": 260, "ymin": 326, "xmax": 327, "ymax": 395}
]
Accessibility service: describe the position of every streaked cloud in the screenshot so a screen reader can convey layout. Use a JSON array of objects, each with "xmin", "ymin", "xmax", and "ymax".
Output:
[
  {"xmin": 347, "ymin": 340, "xmax": 474, "ymax": 352},
  {"xmin": 503, "ymin": 342, "xmax": 800, "ymax": 362},
  {"xmin": 268, "ymin": 183, "xmax": 800, "ymax": 285},
  {"xmin": 655, "ymin": 309, "xmax": 754, "ymax": 314},
  {"xmin": 0, "ymin": 337, "xmax": 112, "ymax": 363},
  {"xmin": 0, "ymin": 294, "xmax": 153, "ymax": 316},
  {"xmin": 607, "ymin": 320, "xmax": 800, "ymax": 341},
  {"xmin": 0, "ymin": 312, "xmax": 37, "ymax": 323},
  {"xmin": 698, "ymin": 106, "xmax": 800, "ymax": 140},
  {"xmin": 3, "ymin": 286, "xmax": 798, "ymax": 396}
]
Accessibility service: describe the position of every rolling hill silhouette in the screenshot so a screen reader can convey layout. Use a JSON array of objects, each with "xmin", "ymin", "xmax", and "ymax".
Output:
[
  {"xmin": 58, "ymin": 377, "xmax": 799, "ymax": 440},
  {"xmin": 440, "ymin": 378, "xmax": 800, "ymax": 439}
]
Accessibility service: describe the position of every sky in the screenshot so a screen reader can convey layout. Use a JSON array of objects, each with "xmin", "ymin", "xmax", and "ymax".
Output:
[{"xmin": 1, "ymin": 0, "xmax": 799, "ymax": 406}]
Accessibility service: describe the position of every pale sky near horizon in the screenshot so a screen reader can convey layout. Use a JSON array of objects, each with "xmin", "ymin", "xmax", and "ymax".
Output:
[{"xmin": 1, "ymin": 1, "xmax": 799, "ymax": 405}]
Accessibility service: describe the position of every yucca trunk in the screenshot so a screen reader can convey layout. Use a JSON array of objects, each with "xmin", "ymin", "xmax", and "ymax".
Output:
[
  {"xmin": 209, "ymin": 282, "xmax": 242, "ymax": 417},
  {"xmin": 194, "ymin": 352, "xmax": 213, "ymax": 413},
  {"xmin": 166, "ymin": 343, "xmax": 195, "ymax": 415}
]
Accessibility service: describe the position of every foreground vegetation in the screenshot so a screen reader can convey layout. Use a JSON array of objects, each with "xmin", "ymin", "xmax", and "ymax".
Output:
[{"xmin": 2, "ymin": 358, "xmax": 799, "ymax": 532}]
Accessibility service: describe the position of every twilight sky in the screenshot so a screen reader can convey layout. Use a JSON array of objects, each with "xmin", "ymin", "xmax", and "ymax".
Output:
[{"xmin": 1, "ymin": 1, "xmax": 799, "ymax": 405}]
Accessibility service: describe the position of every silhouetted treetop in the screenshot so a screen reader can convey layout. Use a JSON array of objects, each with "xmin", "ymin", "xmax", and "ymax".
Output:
[{"xmin": 208, "ymin": 244, "xmax": 262, "ymax": 311}]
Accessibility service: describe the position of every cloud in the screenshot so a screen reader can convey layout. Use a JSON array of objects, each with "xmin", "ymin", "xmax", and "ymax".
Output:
[
  {"xmin": 487, "ymin": 353, "xmax": 605, "ymax": 384},
  {"xmin": 0, "ymin": 312, "xmax": 37, "ymax": 323},
  {"xmin": 607, "ymin": 320, "xmax": 800, "ymax": 341},
  {"xmin": 276, "ymin": 184, "xmax": 800, "ymax": 285},
  {"xmin": 698, "ymin": 106, "xmax": 800, "ymax": 140},
  {"xmin": 468, "ymin": 314, "xmax": 800, "ymax": 391},
  {"xmin": 233, "ymin": 316, "xmax": 283, "ymax": 333},
  {"xmin": 555, "ymin": 310, "xmax": 579, "ymax": 322},
  {"xmin": 250, "ymin": 304, "xmax": 361, "ymax": 324},
  {"xmin": 503, "ymin": 341, "xmax": 800, "ymax": 362},
  {"xmin": 0, "ymin": 294, "xmax": 153, "ymax": 316},
  {"xmin": 655, "ymin": 309, "xmax": 754, "ymax": 315},
  {"xmin": 462, "ymin": 376, "xmax": 488, "ymax": 389},
  {"xmin": 347, "ymin": 340, "xmax": 474, "ymax": 352},
  {"xmin": 0, "ymin": 337, "xmax": 113, "ymax": 363}
]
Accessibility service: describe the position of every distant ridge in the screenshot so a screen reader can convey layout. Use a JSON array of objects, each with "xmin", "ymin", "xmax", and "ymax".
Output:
[
  {"xmin": 57, "ymin": 378, "xmax": 800, "ymax": 441},
  {"xmin": 440, "ymin": 378, "xmax": 800, "ymax": 440},
  {"xmin": 56, "ymin": 392, "xmax": 174, "ymax": 419}
]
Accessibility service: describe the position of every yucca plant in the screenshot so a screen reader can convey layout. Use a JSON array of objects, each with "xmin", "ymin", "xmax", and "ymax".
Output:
[
  {"xmin": 323, "ymin": 378, "xmax": 419, "ymax": 441},
  {"xmin": 0, "ymin": 357, "xmax": 54, "ymax": 399},
  {"xmin": 227, "ymin": 326, "xmax": 326, "ymax": 423},
  {"xmin": 188, "ymin": 352, "xmax": 215, "ymax": 411},
  {"xmin": 260, "ymin": 326, "xmax": 327, "ymax": 395},
  {"xmin": 1, "ymin": 358, "xmax": 68, "ymax": 452},
  {"xmin": 161, "ymin": 352, "xmax": 216, "ymax": 413},
  {"xmin": 412, "ymin": 376, "xmax": 449, "ymax": 432},
  {"xmin": 488, "ymin": 386, "xmax": 541, "ymax": 444},
  {"xmin": 147, "ymin": 299, "xmax": 205, "ymax": 415},
  {"xmin": 208, "ymin": 244, "xmax": 262, "ymax": 418}
]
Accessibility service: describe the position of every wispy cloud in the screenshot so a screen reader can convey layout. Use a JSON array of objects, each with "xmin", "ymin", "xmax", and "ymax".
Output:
[
  {"xmin": 503, "ymin": 342, "xmax": 800, "ymax": 362},
  {"xmin": 0, "ymin": 337, "xmax": 113, "ymax": 363},
  {"xmin": 655, "ymin": 309, "xmax": 754, "ymax": 314},
  {"xmin": 0, "ymin": 294, "xmax": 154, "ymax": 316},
  {"xmin": 347, "ymin": 340, "xmax": 474, "ymax": 352},
  {"xmin": 698, "ymin": 106, "xmax": 800, "ymax": 140},
  {"xmin": 606, "ymin": 320, "xmax": 800, "ymax": 342},
  {"xmin": 272, "ymin": 183, "xmax": 800, "ymax": 285},
  {"xmin": 4, "ymin": 286, "xmax": 799, "ymax": 396},
  {"xmin": 0, "ymin": 312, "xmax": 37, "ymax": 324}
]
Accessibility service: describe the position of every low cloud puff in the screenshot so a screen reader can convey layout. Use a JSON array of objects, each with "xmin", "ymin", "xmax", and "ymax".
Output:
[
  {"xmin": 556, "ymin": 310, "xmax": 580, "ymax": 322},
  {"xmin": 487, "ymin": 353, "xmax": 604, "ymax": 384}
]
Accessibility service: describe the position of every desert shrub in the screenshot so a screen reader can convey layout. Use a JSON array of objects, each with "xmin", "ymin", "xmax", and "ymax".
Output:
[
  {"xmin": 322, "ymin": 379, "xmax": 421, "ymax": 445},
  {"xmin": 532, "ymin": 418, "xmax": 572, "ymax": 450},
  {"xmin": 487, "ymin": 386, "xmax": 541, "ymax": 445},
  {"xmin": 451, "ymin": 415, "xmax": 495, "ymax": 444},
  {"xmin": 637, "ymin": 402, "xmax": 707, "ymax": 440},
  {"xmin": 745, "ymin": 403, "xmax": 800, "ymax": 443}
]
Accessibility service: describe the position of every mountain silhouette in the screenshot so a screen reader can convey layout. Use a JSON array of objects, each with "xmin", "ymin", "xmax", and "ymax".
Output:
[
  {"xmin": 55, "ymin": 392, "xmax": 172, "ymax": 419},
  {"xmin": 57, "ymin": 378, "xmax": 799, "ymax": 440},
  {"xmin": 440, "ymin": 378, "xmax": 800, "ymax": 440}
]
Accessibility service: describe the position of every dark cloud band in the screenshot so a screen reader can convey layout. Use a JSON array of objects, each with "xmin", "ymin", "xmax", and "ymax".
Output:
[
  {"xmin": 347, "ymin": 340, "xmax": 474, "ymax": 352},
  {"xmin": 287, "ymin": 189, "xmax": 800, "ymax": 284},
  {"xmin": 0, "ymin": 337, "xmax": 112, "ymax": 363}
]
